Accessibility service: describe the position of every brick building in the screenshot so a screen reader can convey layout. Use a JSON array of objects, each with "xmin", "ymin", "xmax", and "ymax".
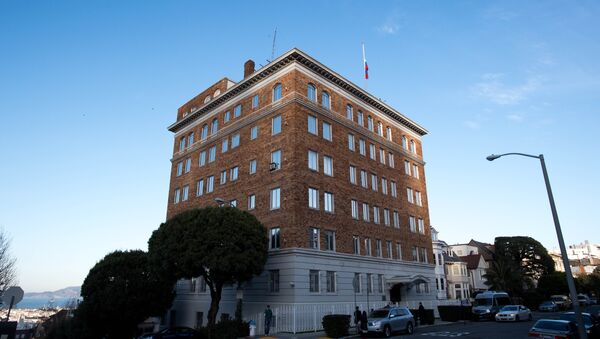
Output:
[{"xmin": 165, "ymin": 48, "xmax": 436, "ymax": 331}]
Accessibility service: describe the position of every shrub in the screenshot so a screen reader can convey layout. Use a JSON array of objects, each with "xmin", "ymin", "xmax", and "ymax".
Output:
[
  {"xmin": 198, "ymin": 318, "xmax": 249, "ymax": 339},
  {"xmin": 437, "ymin": 306, "xmax": 472, "ymax": 322},
  {"xmin": 322, "ymin": 314, "xmax": 350, "ymax": 338},
  {"xmin": 409, "ymin": 309, "xmax": 435, "ymax": 325}
]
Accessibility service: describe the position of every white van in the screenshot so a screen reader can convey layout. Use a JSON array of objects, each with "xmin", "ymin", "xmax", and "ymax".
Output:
[{"xmin": 472, "ymin": 291, "xmax": 511, "ymax": 320}]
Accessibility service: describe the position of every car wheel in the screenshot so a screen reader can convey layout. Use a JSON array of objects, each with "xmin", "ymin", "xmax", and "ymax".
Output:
[
  {"xmin": 384, "ymin": 325, "xmax": 392, "ymax": 338},
  {"xmin": 406, "ymin": 322, "xmax": 414, "ymax": 335}
]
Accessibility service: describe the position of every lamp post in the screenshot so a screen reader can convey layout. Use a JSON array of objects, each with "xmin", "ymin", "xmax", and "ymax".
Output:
[
  {"xmin": 487, "ymin": 153, "xmax": 587, "ymax": 339},
  {"xmin": 214, "ymin": 197, "xmax": 235, "ymax": 207}
]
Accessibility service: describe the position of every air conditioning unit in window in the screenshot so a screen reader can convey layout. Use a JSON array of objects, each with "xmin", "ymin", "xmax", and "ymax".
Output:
[{"xmin": 269, "ymin": 162, "xmax": 278, "ymax": 171}]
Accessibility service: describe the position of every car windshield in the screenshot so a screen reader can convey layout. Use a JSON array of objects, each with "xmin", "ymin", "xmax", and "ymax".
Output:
[
  {"xmin": 541, "ymin": 301, "xmax": 554, "ymax": 305},
  {"xmin": 535, "ymin": 320, "xmax": 570, "ymax": 331},
  {"xmin": 370, "ymin": 310, "xmax": 390, "ymax": 318},
  {"xmin": 475, "ymin": 298, "xmax": 493, "ymax": 306},
  {"xmin": 501, "ymin": 306, "xmax": 518, "ymax": 311},
  {"xmin": 560, "ymin": 314, "xmax": 592, "ymax": 326}
]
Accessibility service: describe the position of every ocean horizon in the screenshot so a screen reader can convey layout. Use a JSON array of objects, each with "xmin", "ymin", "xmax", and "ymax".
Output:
[{"xmin": 15, "ymin": 297, "xmax": 78, "ymax": 309}]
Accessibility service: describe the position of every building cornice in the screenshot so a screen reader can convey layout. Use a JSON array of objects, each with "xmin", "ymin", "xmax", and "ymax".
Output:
[{"xmin": 168, "ymin": 48, "xmax": 428, "ymax": 136}]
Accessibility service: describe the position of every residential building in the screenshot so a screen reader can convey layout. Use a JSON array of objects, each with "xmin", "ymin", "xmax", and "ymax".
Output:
[
  {"xmin": 443, "ymin": 254, "xmax": 471, "ymax": 300},
  {"xmin": 459, "ymin": 254, "xmax": 487, "ymax": 293},
  {"xmin": 431, "ymin": 227, "xmax": 447, "ymax": 300}
]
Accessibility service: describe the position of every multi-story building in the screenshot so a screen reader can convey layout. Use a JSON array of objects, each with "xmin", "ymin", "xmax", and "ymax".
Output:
[
  {"xmin": 431, "ymin": 227, "xmax": 448, "ymax": 300},
  {"xmin": 443, "ymin": 254, "xmax": 471, "ymax": 300},
  {"xmin": 164, "ymin": 48, "xmax": 435, "ymax": 331}
]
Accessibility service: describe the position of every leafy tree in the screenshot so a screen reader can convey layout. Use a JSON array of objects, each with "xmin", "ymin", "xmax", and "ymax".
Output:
[
  {"xmin": 537, "ymin": 271, "xmax": 569, "ymax": 298},
  {"xmin": 148, "ymin": 207, "xmax": 268, "ymax": 328},
  {"xmin": 494, "ymin": 236, "xmax": 555, "ymax": 284},
  {"xmin": 483, "ymin": 255, "xmax": 523, "ymax": 294},
  {"xmin": 578, "ymin": 273, "xmax": 600, "ymax": 299},
  {"xmin": 0, "ymin": 228, "xmax": 17, "ymax": 293},
  {"xmin": 77, "ymin": 250, "xmax": 174, "ymax": 339}
]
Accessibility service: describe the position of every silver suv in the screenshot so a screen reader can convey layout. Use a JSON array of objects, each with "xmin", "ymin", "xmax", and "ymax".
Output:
[{"xmin": 367, "ymin": 306, "xmax": 415, "ymax": 337}]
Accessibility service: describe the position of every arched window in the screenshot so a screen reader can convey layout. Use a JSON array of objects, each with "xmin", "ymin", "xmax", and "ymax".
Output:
[
  {"xmin": 204, "ymin": 95, "xmax": 211, "ymax": 104},
  {"xmin": 188, "ymin": 132, "xmax": 194, "ymax": 146},
  {"xmin": 273, "ymin": 83, "xmax": 282, "ymax": 102},
  {"xmin": 211, "ymin": 118, "xmax": 218, "ymax": 135},
  {"xmin": 201, "ymin": 124, "xmax": 209, "ymax": 140},
  {"xmin": 321, "ymin": 91, "xmax": 330, "ymax": 109},
  {"xmin": 307, "ymin": 84, "xmax": 316, "ymax": 102},
  {"xmin": 346, "ymin": 104, "xmax": 353, "ymax": 120},
  {"xmin": 377, "ymin": 122, "xmax": 383, "ymax": 136},
  {"xmin": 402, "ymin": 136, "xmax": 408, "ymax": 150},
  {"xmin": 367, "ymin": 116, "xmax": 373, "ymax": 131},
  {"xmin": 214, "ymin": 89, "xmax": 221, "ymax": 97},
  {"xmin": 410, "ymin": 140, "xmax": 416, "ymax": 153}
]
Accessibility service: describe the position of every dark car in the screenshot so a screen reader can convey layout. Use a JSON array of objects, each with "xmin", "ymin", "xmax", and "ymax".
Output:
[
  {"xmin": 539, "ymin": 301, "xmax": 559, "ymax": 312},
  {"xmin": 560, "ymin": 312, "xmax": 600, "ymax": 338},
  {"xmin": 138, "ymin": 327, "xmax": 200, "ymax": 339},
  {"xmin": 528, "ymin": 319, "xmax": 579, "ymax": 338}
]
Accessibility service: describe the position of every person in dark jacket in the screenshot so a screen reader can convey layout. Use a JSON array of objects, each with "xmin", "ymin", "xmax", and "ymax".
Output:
[
  {"xmin": 360, "ymin": 310, "xmax": 368, "ymax": 333},
  {"xmin": 418, "ymin": 302, "xmax": 426, "ymax": 326},
  {"xmin": 354, "ymin": 306, "xmax": 361, "ymax": 333}
]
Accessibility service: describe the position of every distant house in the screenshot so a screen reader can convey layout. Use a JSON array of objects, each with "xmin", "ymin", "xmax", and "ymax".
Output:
[
  {"xmin": 449, "ymin": 239, "xmax": 495, "ymax": 292},
  {"xmin": 459, "ymin": 254, "xmax": 487, "ymax": 293},
  {"xmin": 443, "ymin": 254, "xmax": 471, "ymax": 300}
]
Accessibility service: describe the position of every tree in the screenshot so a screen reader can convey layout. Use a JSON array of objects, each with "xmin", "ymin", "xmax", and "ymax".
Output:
[
  {"xmin": 483, "ymin": 255, "xmax": 523, "ymax": 294},
  {"xmin": 148, "ymin": 207, "xmax": 268, "ymax": 328},
  {"xmin": 536, "ymin": 271, "xmax": 569, "ymax": 298},
  {"xmin": 494, "ymin": 236, "xmax": 555, "ymax": 284},
  {"xmin": 77, "ymin": 250, "xmax": 174, "ymax": 339},
  {"xmin": 0, "ymin": 228, "xmax": 17, "ymax": 293}
]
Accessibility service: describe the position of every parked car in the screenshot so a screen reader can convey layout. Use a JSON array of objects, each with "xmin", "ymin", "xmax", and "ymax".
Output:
[
  {"xmin": 137, "ymin": 327, "xmax": 200, "ymax": 339},
  {"xmin": 366, "ymin": 306, "xmax": 415, "ymax": 338},
  {"xmin": 472, "ymin": 291, "xmax": 512, "ymax": 320},
  {"xmin": 560, "ymin": 312, "xmax": 600, "ymax": 338},
  {"xmin": 528, "ymin": 319, "xmax": 578, "ymax": 338},
  {"xmin": 551, "ymin": 295, "xmax": 572, "ymax": 310},
  {"xmin": 494, "ymin": 305, "xmax": 532, "ymax": 322},
  {"xmin": 578, "ymin": 294, "xmax": 592, "ymax": 307},
  {"xmin": 539, "ymin": 300, "xmax": 559, "ymax": 312}
]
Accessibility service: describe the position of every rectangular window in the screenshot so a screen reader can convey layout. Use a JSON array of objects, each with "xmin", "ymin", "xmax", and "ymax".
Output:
[
  {"xmin": 420, "ymin": 247, "xmax": 428, "ymax": 263},
  {"xmin": 231, "ymin": 133, "xmax": 240, "ymax": 148},
  {"xmin": 323, "ymin": 156, "xmax": 333, "ymax": 176},
  {"xmin": 357, "ymin": 111, "xmax": 364, "ymax": 126},
  {"xmin": 309, "ymin": 270, "xmax": 320, "ymax": 293},
  {"xmin": 326, "ymin": 271, "xmax": 336, "ymax": 293},
  {"xmin": 386, "ymin": 241, "xmax": 393, "ymax": 259},
  {"xmin": 351, "ymin": 200, "xmax": 359, "ymax": 219},
  {"xmin": 346, "ymin": 105, "xmax": 353, "ymax": 120},
  {"xmin": 230, "ymin": 166, "xmax": 239, "ymax": 181},
  {"xmin": 196, "ymin": 179, "xmax": 204, "ymax": 197},
  {"xmin": 220, "ymin": 170, "xmax": 227, "ymax": 185},
  {"xmin": 176, "ymin": 162, "xmax": 183, "ymax": 176},
  {"xmin": 354, "ymin": 273, "xmax": 361, "ymax": 293},
  {"xmin": 308, "ymin": 187, "xmax": 319, "ymax": 209},
  {"xmin": 371, "ymin": 173, "xmax": 378, "ymax": 191},
  {"xmin": 405, "ymin": 160, "xmax": 411, "ymax": 175},
  {"xmin": 373, "ymin": 206, "xmax": 380, "ymax": 224},
  {"xmin": 396, "ymin": 242, "xmax": 402, "ymax": 260},
  {"xmin": 308, "ymin": 150, "xmax": 318, "ymax": 171},
  {"xmin": 349, "ymin": 165, "xmax": 357, "ymax": 184},
  {"xmin": 359, "ymin": 139, "xmax": 366, "ymax": 156},
  {"xmin": 234, "ymin": 104, "xmax": 242, "ymax": 118},
  {"xmin": 221, "ymin": 138, "xmax": 229, "ymax": 153},
  {"xmin": 250, "ymin": 126, "xmax": 258, "ymax": 140},
  {"xmin": 268, "ymin": 270, "xmax": 279, "ymax": 292},
  {"xmin": 248, "ymin": 194, "xmax": 255, "ymax": 210},
  {"xmin": 383, "ymin": 209, "xmax": 390, "ymax": 226},
  {"xmin": 378, "ymin": 274, "xmax": 384, "ymax": 293},
  {"xmin": 249, "ymin": 159, "xmax": 257, "ymax": 174},
  {"xmin": 179, "ymin": 137, "xmax": 186, "ymax": 152},
  {"xmin": 185, "ymin": 158, "xmax": 191, "ymax": 173},
  {"xmin": 272, "ymin": 115, "xmax": 282, "ymax": 135},
  {"xmin": 381, "ymin": 178, "xmax": 388, "ymax": 195},
  {"xmin": 418, "ymin": 218, "xmax": 425, "ymax": 234},
  {"xmin": 369, "ymin": 144, "xmax": 376, "ymax": 160},
  {"xmin": 413, "ymin": 164, "xmax": 420, "ymax": 179},
  {"xmin": 252, "ymin": 94, "xmax": 259, "ymax": 108},
  {"xmin": 387, "ymin": 127, "xmax": 392, "ymax": 141},
  {"xmin": 206, "ymin": 176, "xmax": 214, "ymax": 193},
  {"xmin": 309, "ymin": 227, "xmax": 319, "ymax": 249},
  {"xmin": 365, "ymin": 238, "xmax": 372, "ymax": 256},
  {"xmin": 379, "ymin": 149, "xmax": 386, "ymax": 164},
  {"xmin": 393, "ymin": 211, "xmax": 400, "ymax": 228},
  {"xmin": 224, "ymin": 111, "xmax": 231, "ymax": 123},
  {"xmin": 388, "ymin": 153, "xmax": 395, "ymax": 168},
  {"xmin": 348, "ymin": 134, "xmax": 355, "ymax": 151},
  {"xmin": 391, "ymin": 181, "xmax": 397, "ymax": 197},
  {"xmin": 407, "ymin": 187, "xmax": 414, "ymax": 203},
  {"xmin": 199, "ymin": 151, "xmax": 206, "ymax": 167},
  {"xmin": 325, "ymin": 230, "xmax": 335, "ymax": 251},
  {"xmin": 409, "ymin": 216, "xmax": 416, "ymax": 232},
  {"xmin": 377, "ymin": 122, "xmax": 383, "ymax": 137},
  {"xmin": 416, "ymin": 191, "xmax": 422, "ymax": 206},
  {"xmin": 375, "ymin": 239, "xmax": 382, "ymax": 257},
  {"xmin": 324, "ymin": 192, "xmax": 334, "ymax": 213},
  {"xmin": 270, "ymin": 227, "xmax": 280, "ymax": 249},
  {"xmin": 353, "ymin": 236, "xmax": 360, "ymax": 255},
  {"xmin": 362, "ymin": 203, "xmax": 369, "ymax": 222},
  {"xmin": 322, "ymin": 122, "xmax": 332, "ymax": 141},
  {"xmin": 270, "ymin": 187, "xmax": 281, "ymax": 209},
  {"xmin": 412, "ymin": 246, "xmax": 418, "ymax": 262},
  {"xmin": 271, "ymin": 149, "xmax": 281, "ymax": 170},
  {"xmin": 209, "ymin": 146, "xmax": 216, "ymax": 163},
  {"xmin": 308, "ymin": 115, "xmax": 317, "ymax": 135},
  {"xmin": 182, "ymin": 185, "xmax": 189, "ymax": 201},
  {"xmin": 367, "ymin": 273, "xmax": 373, "ymax": 293},
  {"xmin": 360, "ymin": 170, "xmax": 368, "ymax": 188},
  {"xmin": 367, "ymin": 116, "xmax": 374, "ymax": 131}
]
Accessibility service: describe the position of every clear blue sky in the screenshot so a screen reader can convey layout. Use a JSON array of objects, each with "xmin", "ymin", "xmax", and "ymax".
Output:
[{"xmin": 1, "ymin": 1, "xmax": 599, "ymax": 292}]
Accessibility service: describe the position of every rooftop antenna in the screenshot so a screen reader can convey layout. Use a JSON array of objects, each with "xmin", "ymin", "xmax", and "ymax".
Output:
[{"xmin": 271, "ymin": 27, "xmax": 277, "ymax": 62}]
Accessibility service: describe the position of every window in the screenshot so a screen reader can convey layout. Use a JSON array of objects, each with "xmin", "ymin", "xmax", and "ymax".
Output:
[
  {"xmin": 309, "ymin": 270, "xmax": 319, "ymax": 292},
  {"xmin": 249, "ymin": 159, "xmax": 257, "ymax": 174},
  {"xmin": 353, "ymin": 236, "xmax": 360, "ymax": 255},
  {"xmin": 231, "ymin": 133, "xmax": 240, "ymax": 148},
  {"xmin": 252, "ymin": 94, "xmax": 259, "ymax": 108},
  {"xmin": 404, "ymin": 160, "xmax": 411, "ymax": 175},
  {"xmin": 369, "ymin": 144, "xmax": 376, "ymax": 160},
  {"xmin": 349, "ymin": 165, "xmax": 357, "ymax": 184},
  {"xmin": 383, "ymin": 209, "xmax": 390, "ymax": 226},
  {"xmin": 367, "ymin": 116, "xmax": 373, "ymax": 131},
  {"xmin": 326, "ymin": 271, "xmax": 335, "ymax": 292},
  {"xmin": 273, "ymin": 84, "xmax": 282, "ymax": 101},
  {"xmin": 391, "ymin": 181, "xmax": 397, "ymax": 197},
  {"xmin": 354, "ymin": 273, "xmax": 361, "ymax": 293},
  {"xmin": 201, "ymin": 124, "xmax": 209, "ymax": 140},
  {"xmin": 381, "ymin": 178, "xmax": 388, "ymax": 195},
  {"xmin": 418, "ymin": 218, "xmax": 425, "ymax": 234},
  {"xmin": 325, "ymin": 230, "xmax": 335, "ymax": 251},
  {"xmin": 351, "ymin": 200, "xmax": 359, "ymax": 219},
  {"xmin": 234, "ymin": 104, "xmax": 241, "ymax": 118},
  {"xmin": 357, "ymin": 111, "xmax": 364, "ymax": 126},
  {"xmin": 348, "ymin": 134, "xmax": 355, "ymax": 151},
  {"xmin": 308, "ymin": 115, "xmax": 317, "ymax": 135},
  {"xmin": 322, "ymin": 122, "xmax": 332, "ymax": 141},
  {"xmin": 224, "ymin": 111, "xmax": 231, "ymax": 123},
  {"xmin": 365, "ymin": 238, "xmax": 372, "ymax": 256},
  {"xmin": 188, "ymin": 132, "xmax": 194, "ymax": 147},
  {"xmin": 199, "ymin": 151, "xmax": 206, "ymax": 167},
  {"xmin": 375, "ymin": 239, "xmax": 382, "ymax": 257},
  {"xmin": 206, "ymin": 176, "xmax": 214, "ymax": 193},
  {"xmin": 179, "ymin": 137, "xmax": 186, "ymax": 152},
  {"xmin": 371, "ymin": 174, "xmax": 378, "ymax": 191},
  {"xmin": 407, "ymin": 187, "xmax": 414, "ymax": 203},
  {"xmin": 402, "ymin": 136, "xmax": 408, "ymax": 150},
  {"xmin": 360, "ymin": 170, "xmax": 368, "ymax": 188},
  {"xmin": 230, "ymin": 166, "xmax": 239, "ymax": 181},
  {"xmin": 248, "ymin": 194, "xmax": 255, "ymax": 210},
  {"xmin": 196, "ymin": 179, "xmax": 204, "ymax": 197},
  {"xmin": 378, "ymin": 274, "xmax": 384, "ymax": 293},
  {"xmin": 250, "ymin": 126, "xmax": 258, "ymax": 140},
  {"xmin": 410, "ymin": 140, "xmax": 416, "ymax": 153},
  {"xmin": 362, "ymin": 203, "xmax": 370, "ymax": 222},
  {"xmin": 373, "ymin": 206, "xmax": 380, "ymax": 224},
  {"xmin": 321, "ymin": 91, "xmax": 330, "ymax": 109},
  {"xmin": 387, "ymin": 127, "xmax": 392, "ymax": 141},
  {"xmin": 324, "ymin": 192, "xmax": 334, "ymax": 213},
  {"xmin": 413, "ymin": 164, "xmax": 420, "ymax": 179},
  {"xmin": 272, "ymin": 115, "xmax": 281, "ymax": 135},
  {"xmin": 182, "ymin": 185, "xmax": 189, "ymax": 201},
  {"xmin": 268, "ymin": 270, "xmax": 279, "ymax": 292},
  {"xmin": 309, "ymin": 228, "xmax": 319, "ymax": 249},
  {"xmin": 346, "ymin": 104, "xmax": 353, "ymax": 120},
  {"xmin": 386, "ymin": 241, "xmax": 393, "ymax": 259},
  {"xmin": 388, "ymin": 153, "xmax": 395, "ymax": 168},
  {"xmin": 221, "ymin": 138, "xmax": 228, "ymax": 153},
  {"xmin": 271, "ymin": 150, "xmax": 281, "ymax": 170},
  {"xmin": 420, "ymin": 247, "xmax": 428, "ymax": 263},
  {"xmin": 379, "ymin": 149, "xmax": 386, "ymax": 164},
  {"xmin": 415, "ymin": 191, "xmax": 422, "ymax": 206},
  {"xmin": 308, "ymin": 150, "xmax": 318, "ymax": 171},
  {"xmin": 409, "ymin": 216, "xmax": 416, "ymax": 232},
  {"xmin": 270, "ymin": 227, "xmax": 280, "ymax": 249},
  {"xmin": 366, "ymin": 273, "xmax": 373, "ymax": 293},
  {"xmin": 359, "ymin": 139, "xmax": 366, "ymax": 156},
  {"xmin": 208, "ymin": 146, "xmax": 216, "ymax": 163},
  {"xmin": 229, "ymin": 199, "xmax": 237, "ymax": 208},
  {"xmin": 308, "ymin": 187, "xmax": 319, "ymax": 209},
  {"xmin": 323, "ymin": 156, "xmax": 333, "ymax": 176},
  {"xmin": 176, "ymin": 162, "xmax": 183, "ymax": 176},
  {"xmin": 174, "ymin": 188, "xmax": 180, "ymax": 204},
  {"xmin": 270, "ymin": 187, "xmax": 281, "ymax": 209},
  {"xmin": 412, "ymin": 246, "xmax": 418, "ymax": 262},
  {"xmin": 393, "ymin": 211, "xmax": 399, "ymax": 228},
  {"xmin": 220, "ymin": 170, "xmax": 227, "ymax": 184},
  {"xmin": 211, "ymin": 118, "xmax": 218, "ymax": 135},
  {"xmin": 307, "ymin": 84, "xmax": 316, "ymax": 102},
  {"xmin": 396, "ymin": 242, "xmax": 402, "ymax": 260},
  {"xmin": 377, "ymin": 122, "xmax": 383, "ymax": 136}
]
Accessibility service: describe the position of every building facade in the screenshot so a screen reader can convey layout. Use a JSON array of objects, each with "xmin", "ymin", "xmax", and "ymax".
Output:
[
  {"xmin": 165, "ymin": 49, "xmax": 436, "ymax": 331},
  {"xmin": 431, "ymin": 227, "xmax": 448, "ymax": 300}
]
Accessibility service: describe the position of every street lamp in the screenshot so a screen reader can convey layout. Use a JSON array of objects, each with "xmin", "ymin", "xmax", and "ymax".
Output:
[
  {"xmin": 487, "ymin": 152, "xmax": 587, "ymax": 339},
  {"xmin": 214, "ymin": 197, "xmax": 235, "ymax": 207}
]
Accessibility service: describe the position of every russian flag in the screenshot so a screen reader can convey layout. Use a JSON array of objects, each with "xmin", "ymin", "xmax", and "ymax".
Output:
[{"xmin": 364, "ymin": 60, "xmax": 369, "ymax": 80}]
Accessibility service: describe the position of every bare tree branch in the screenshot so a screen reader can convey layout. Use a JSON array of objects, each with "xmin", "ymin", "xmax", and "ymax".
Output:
[{"xmin": 0, "ymin": 228, "xmax": 17, "ymax": 293}]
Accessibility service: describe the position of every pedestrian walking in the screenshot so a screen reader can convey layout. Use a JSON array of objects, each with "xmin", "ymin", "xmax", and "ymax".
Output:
[
  {"xmin": 418, "ymin": 302, "xmax": 425, "ymax": 326},
  {"xmin": 354, "ymin": 306, "xmax": 361, "ymax": 334},
  {"xmin": 264, "ymin": 305, "xmax": 273, "ymax": 335},
  {"xmin": 360, "ymin": 310, "xmax": 368, "ymax": 333}
]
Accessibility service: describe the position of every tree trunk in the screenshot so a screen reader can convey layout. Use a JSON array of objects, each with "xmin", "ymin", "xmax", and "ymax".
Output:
[{"xmin": 207, "ymin": 282, "xmax": 223, "ymax": 328}]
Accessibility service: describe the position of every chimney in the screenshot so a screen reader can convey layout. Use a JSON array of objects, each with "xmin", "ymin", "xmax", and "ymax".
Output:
[{"xmin": 244, "ymin": 59, "xmax": 255, "ymax": 78}]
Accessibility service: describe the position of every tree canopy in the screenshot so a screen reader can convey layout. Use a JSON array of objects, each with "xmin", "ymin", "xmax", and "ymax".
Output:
[
  {"xmin": 148, "ymin": 207, "xmax": 268, "ymax": 327},
  {"xmin": 483, "ymin": 255, "xmax": 523, "ymax": 294},
  {"xmin": 77, "ymin": 250, "xmax": 174, "ymax": 339},
  {"xmin": 494, "ymin": 236, "xmax": 555, "ymax": 282}
]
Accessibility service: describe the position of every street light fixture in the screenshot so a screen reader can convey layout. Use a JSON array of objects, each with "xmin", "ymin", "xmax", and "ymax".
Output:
[
  {"xmin": 214, "ymin": 197, "xmax": 235, "ymax": 207},
  {"xmin": 487, "ymin": 152, "xmax": 587, "ymax": 339}
]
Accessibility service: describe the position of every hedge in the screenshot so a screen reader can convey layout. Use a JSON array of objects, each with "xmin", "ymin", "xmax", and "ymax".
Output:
[
  {"xmin": 322, "ymin": 314, "xmax": 351, "ymax": 338},
  {"xmin": 437, "ymin": 306, "xmax": 473, "ymax": 322},
  {"xmin": 409, "ymin": 309, "xmax": 435, "ymax": 325}
]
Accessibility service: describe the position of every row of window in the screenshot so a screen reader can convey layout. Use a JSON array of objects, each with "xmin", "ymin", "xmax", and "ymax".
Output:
[
  {"xmin": 350, "ymin": 199, "xmax": 426, "ymax": 234},
  {"xmin": 348, "ymin": 133, "xmax": 396, "ymax": 168},
  {"xmin": 348, "ymin": 165, "xmax": 424, "ymax": 206}
]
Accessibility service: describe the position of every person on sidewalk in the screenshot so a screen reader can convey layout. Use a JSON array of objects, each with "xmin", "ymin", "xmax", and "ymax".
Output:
[
  {"xmin": 360, "ymin": 310, "xmax": 368, "ymax": 334},
  {"xmin": 264, "ymin": 305, "xmax": 273, "ymax": 335},
  {"xmin": 353, "ymin": 306, "xmax": 361, "ymax": 334},
  {"xmin": 418, "ymin": 302, "xmax": 426, "ymax": 326}
]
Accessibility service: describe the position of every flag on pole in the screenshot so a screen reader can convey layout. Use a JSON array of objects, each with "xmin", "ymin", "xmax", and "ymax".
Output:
[{"xmin": 362, "ymin": 43, "xmax": 369, "ymax": 80}]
